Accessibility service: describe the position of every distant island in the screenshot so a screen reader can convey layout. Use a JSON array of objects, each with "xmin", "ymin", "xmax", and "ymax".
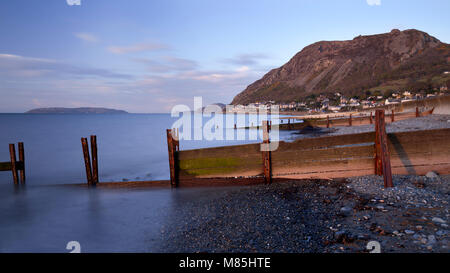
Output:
[{"xmin": 26, "ymin": 107, "xmax": 128, "ymax": 114}]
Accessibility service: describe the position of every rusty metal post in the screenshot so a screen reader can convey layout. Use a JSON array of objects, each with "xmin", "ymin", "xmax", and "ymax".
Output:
[
  {"xmin": 391, "ymin": 110, "xmax": 395, "ymax": 123},
  {"xmin": 326, "ymin": 115, "xmax": 330, "ymax": 128},
  {"xmin": 81, "ymin": 138, "xmax": 93, "ymax": 185},
  {"xmin": 262, "ymin": 121, "xmax": 272, "ymax": 184},
  {"xmin": 18, "ymin": 142, "xmax": 25, "ymax": 184},
  {"xmin": 375, "ymin": 110, "xmax": 393, "ymax": 188},
  {"xmin": 416, "ymin": 107, "xmax": 419, "ymax": 118},
  {"xmin": 369, "ymin": 112, "xmax": 373, "ymax": 124},
  {"xmin": 374, "ymin": 113, "xmax": 382, "ymax": 176},
  {"xmin": 90, "ymin": 135, "xmax": 98, "ymax": 185},
  {"xmin": 349, "ymin": 114, "xmax": 352, "ymax": 126},
  {"xmin": 166, "ymin": 129, "xmax": 179, "ymax": 187},
  {"xmin": 9, "ymin": 144, "xmax": 18, "ymax": 185}
]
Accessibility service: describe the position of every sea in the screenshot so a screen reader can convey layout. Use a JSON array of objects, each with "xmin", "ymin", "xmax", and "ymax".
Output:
[{"xmin": 0, "ymin": 113, "xmax": 300, "ymax": 252}]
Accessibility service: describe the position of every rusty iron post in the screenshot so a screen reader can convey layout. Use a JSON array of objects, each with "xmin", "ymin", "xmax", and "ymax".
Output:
[
  {"xmin": 81, "ymin": 138, "xmax": 93, "ymax": 185},
  {"xmin": 391, "ymin": 110, "xmax": 395, "ymax": 123},
  {"xmin": 349, "ymin": 114, "xmax": 352, "ymax": 126},
  {"xmin": 374, "ymin": 113, "xmax": 382, "ymax": 176},
  {"xmin": 18, "ymin": 142, "xmax": 25, "ymax": 184},
  {"xmin": 166, "ymin": 129, "xmax": 179, "ymax": 187},
  {"xmin": 90, "ymin": 135, "xmax": 99, "ymax": 185},
  {"xmin": 262, "ymin": 121, "xmax": 272, "ymax": 184},
  {"xmin": 416, "ymin": 107, "xmax": 419, "ymax": 118},
  {"xmin": 326, "ymin": 115, "xmax": 330, "ymax": 128},
  {"xmin": 9, "ymin": 144, "xmax": 18, "ymax": 185},
  {"xmin": 375, "ymin": 110, "xmax": 393, "ymax": 188},
  {"xmin": 369, "ymin": 112, "xmax": 373, "ymax": 124}
]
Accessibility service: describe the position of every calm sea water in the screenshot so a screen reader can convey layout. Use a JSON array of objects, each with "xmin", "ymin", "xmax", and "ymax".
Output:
[
  {"xmin": 0, "ymin": 113, "xmax": 298, "ymax": 185},
  {"xmin": 0, "ymin": 113, "xmax": 298, "ymax": 252}
]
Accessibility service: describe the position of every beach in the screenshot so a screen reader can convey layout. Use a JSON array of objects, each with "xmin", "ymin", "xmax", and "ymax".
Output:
[
  {"xmin": 156, "ymin": 114, "xmax": 450, "ymax": 253},
  {"xmin": 157, "ymin": 176, "xmax": 449, "ymax": 253}
]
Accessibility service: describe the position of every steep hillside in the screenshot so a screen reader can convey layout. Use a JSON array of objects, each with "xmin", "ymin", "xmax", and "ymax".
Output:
[{"xmin": 232, "ymin": 29, "xmax": 450, "ymax": 104}]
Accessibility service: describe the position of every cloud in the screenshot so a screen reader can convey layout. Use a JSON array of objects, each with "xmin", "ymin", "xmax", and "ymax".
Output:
[
  {"xmin": 223, "ymin": 53, "xmax": 269, "ymax": 66},
  {"xmin": 74, "ymin": 32, "xmax": 99, "ymax": 43},
  {"xmin": 133, "ymin": 56, "xmax": 198, "ymax": 73},
  {"xmin": 107, "ymin": 42, "xmax": 169, "ymax": 54},
  {"xmin": 0, "ymin": 52, "xmax": 270, "ymax": 112},
  {"xmin": 0, "ymin": 53, "xmax": 131, "ymax": 79},
  {"xmin": 366, "ymin": 0, "xmax": 381, "ymax": 6}
]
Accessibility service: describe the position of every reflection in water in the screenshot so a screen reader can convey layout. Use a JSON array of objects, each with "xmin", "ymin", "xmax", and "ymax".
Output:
[
  {"xmin": 0, "ymin": 184, "xmax": 173, "ymax": 252},
  {"xmin": 0, "ymin": 183, "xmax": 244, "ymax": 252}
]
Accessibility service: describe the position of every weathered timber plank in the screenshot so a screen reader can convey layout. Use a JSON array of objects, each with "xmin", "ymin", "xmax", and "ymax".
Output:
[
  {"xmin": 272, "ymin": 158, "xmax": 375, "ymax": 179},
  {"xmin": 388, "ymin": 128, "xmax": 450, "ymax": 145},
  {"xmin": 272, "ymin": 145, "xmax": 374, "ymax": 166},
  {"xmin": 390, "ymin": 163, "xmax": 450, "ymax": 176},
  {"xmin": 0, "ymin": 162, "xmax": 12, "ymax": 171},
  {"xmin": 288, "ymin": 131, "xmax": 375, "ymax": 150},
  {"xmin": 179, "ymin": 142, "xmax": 262, "ymax": 160},
  {"xmin": 274, "ymin": 169, "xmax": 374, "ymax": 179},
  {"xmin": 179, "ymin": 155, "xmax": 262, "ymax": 178}
]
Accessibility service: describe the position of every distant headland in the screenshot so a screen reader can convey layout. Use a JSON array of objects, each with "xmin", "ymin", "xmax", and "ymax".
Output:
[{"xmin": 25, "ymin": 107, "xmax": 128, "ymax": 114}]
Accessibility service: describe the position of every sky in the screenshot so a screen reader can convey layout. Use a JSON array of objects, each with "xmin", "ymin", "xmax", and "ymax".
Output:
[{"xmin": 0, "ymin": 0, "xmax": 449, "ymax": 113}]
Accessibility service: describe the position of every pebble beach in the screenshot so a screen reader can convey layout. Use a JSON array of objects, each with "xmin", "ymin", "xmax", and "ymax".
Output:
[{"xmin": 156, "ymin": 115, "xmax": 450, "ymax": 253}]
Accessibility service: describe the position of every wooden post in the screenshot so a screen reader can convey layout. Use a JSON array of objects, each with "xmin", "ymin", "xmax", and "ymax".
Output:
[
  {"xmin": 391, "ymin": 110, "xmax": 395, "ymax": 123},
  {"xmin": 262, "ymin": 121, "xmax": 272, "ymax": 184},
  {"xmin": 90, "ymin": 135, "xmax": 98, "ymax": 185},
  {"xmin": 81, "ymin": 138, "xmax": 93, "ymax": 185},
  {"xmin": 18, "ymin": 142, "xmax": 25, "ymax": 184},
  {"xmin": 416, "ymin": 107, "xmax": 419, "ymax": 118},
  {"xmin": 326, "ymin": 116, "xmax": 330, "ymax": 128},
  {"xmin": 369, "ymin": 112, "xmax": 373, "ymax": 124},
  {"xmin": 166, "ymin": 129, "xmax": 178, "ymax": 188},
  {"xmin": 374, "ymin": 113, "xmax": 382, "ymax": 176},
  {"xmin": 349, "ymin": 114, "xmax": 352, "ymax": 126},
  {"xmin": 9, "ymin": 144, "xmax": 18, "ymax": 185},
  {"xmin": 375, "ymin": 110, "xmax": 393, "ymax": 188}
]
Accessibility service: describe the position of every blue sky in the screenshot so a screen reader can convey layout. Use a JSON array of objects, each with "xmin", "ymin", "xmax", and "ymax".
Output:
[{"xmin": 0, "ymin": 0, "xmax": 449, "ymax": 113}]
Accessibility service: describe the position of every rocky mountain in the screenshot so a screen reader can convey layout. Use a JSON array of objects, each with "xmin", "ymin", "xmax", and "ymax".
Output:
[
  {"xmin": 232, "ymin": 29, "xmax": 450, "ymax": 105},
  {"xmin": 26, "ymin": 107, "xmax": 128, "ymax": 114}
]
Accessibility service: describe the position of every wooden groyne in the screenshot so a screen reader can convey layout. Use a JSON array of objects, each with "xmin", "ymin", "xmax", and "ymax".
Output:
[
  {"xmin": 0, "ymin": 142, "xmax": 26, "ymax": 185},
  {"xmin": 243, "ymin": 107, "xmax": 434, "ymax": 131},
  {"xmin": 167, "ymin": 110, "xmax": 450, "ymax": 189}
]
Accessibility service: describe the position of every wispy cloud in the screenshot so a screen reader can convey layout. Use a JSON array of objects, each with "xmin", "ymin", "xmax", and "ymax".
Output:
[
  {"xmin": 74, "ymin": 32, "xmax": 99, "ymax": 43},
  {"xmin": 0, "ymin": 53, "xmax": 131, "ymax": 79},
  {"xmin": 223, "ymin": 53, "xmax": 269, "ymax": 66},
  {"xmin": 0, "ymin": 51, "xmax": 271, "ymax": 112},
  {"xmin": 134, "ymin": 56, "xmax": 198, "ymax": 73},
  {"xmin": 107, "ymin": 42, "xmax": 169, "ymax": 54},
  {"xmin": 366, "ymin": 0, "xmax": 381, "ymax": 6}
]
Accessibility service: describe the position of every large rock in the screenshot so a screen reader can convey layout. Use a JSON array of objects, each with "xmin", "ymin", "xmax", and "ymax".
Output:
[
  {"xmin": 425, "ymin": 171, "xmax": 439, "ymax": 179},
  {"xmin": 232, "ymin": 29, "xmax": 449, "ymax": 105}
]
